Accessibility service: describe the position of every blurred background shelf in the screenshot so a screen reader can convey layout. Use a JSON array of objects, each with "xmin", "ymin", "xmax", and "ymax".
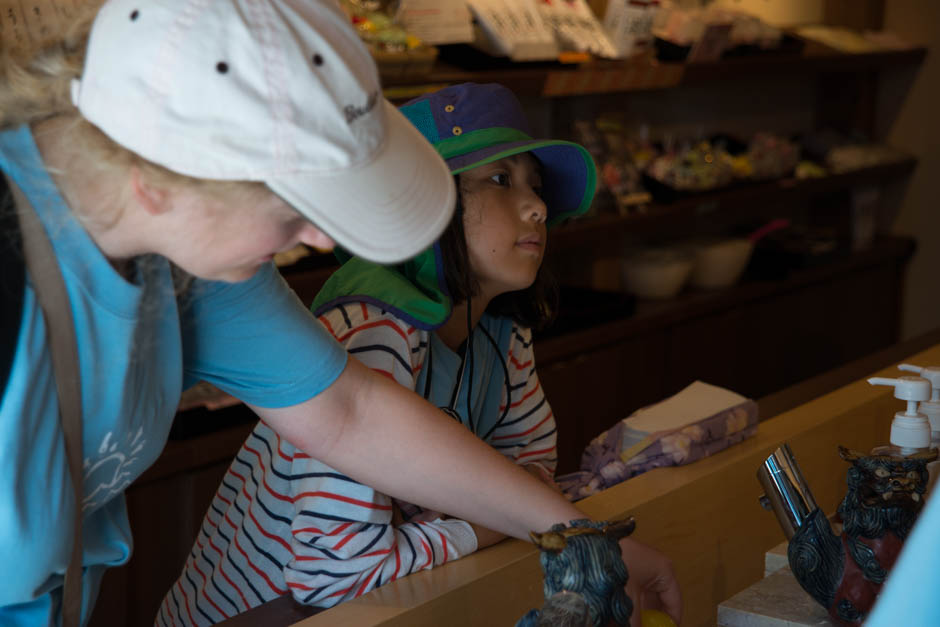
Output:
[
  {"xmin": 382, "ymin": 43, "xmax": 927, "ymax": 100},
  {"xmin": 549, "ymin": 156, "xmax": 918, "ymax": 250}
]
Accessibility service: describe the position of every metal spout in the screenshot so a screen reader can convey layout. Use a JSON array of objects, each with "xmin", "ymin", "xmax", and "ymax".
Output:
[{"xmin": 756, "ymin": 443, "xmax": 819, "ymax": 540}]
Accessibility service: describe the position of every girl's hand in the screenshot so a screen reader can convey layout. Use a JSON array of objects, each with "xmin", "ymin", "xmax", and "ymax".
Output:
[
  {"xmin": 619, "ymin": 537, "xmax": 682, "ymax": 627},
  {"xmin": 466, "ymin": 522, "xmax": 507, "ymax": 550}
]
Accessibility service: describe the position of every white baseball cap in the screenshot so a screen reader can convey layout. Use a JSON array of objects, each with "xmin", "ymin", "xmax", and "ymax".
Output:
[{"xmin": 70, "ymin": 0, "xmax": 455, "ymax": 264}]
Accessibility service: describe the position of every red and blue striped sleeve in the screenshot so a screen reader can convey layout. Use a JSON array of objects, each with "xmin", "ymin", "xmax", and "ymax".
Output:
[
  {"xmin": 317, "ymin": 302, "xmax": 424, "ymax": 388},
  {"xmin": 282, "ymin": 452, "xmax": 478, "ymax": 607}
]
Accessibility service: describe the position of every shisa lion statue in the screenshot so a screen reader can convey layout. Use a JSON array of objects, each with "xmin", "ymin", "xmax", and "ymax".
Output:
[
  {"xmin": 517, "ymin": 517, "xmax": 636, "ymax": 627},
  {"xmin": 786, "ymin": 446, "xmax": 936, "ymax": 625}
]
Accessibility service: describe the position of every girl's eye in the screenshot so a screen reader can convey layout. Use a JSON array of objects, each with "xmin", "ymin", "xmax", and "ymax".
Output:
[{"xmin": 489, "ymin": 172, "xmax": 510, "ymax": 186}]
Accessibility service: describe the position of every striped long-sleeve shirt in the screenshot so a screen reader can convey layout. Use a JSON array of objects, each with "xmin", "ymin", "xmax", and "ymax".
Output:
[{"xmin": 158, "ymin": 303, "xmax": 557, "ymax": 625}]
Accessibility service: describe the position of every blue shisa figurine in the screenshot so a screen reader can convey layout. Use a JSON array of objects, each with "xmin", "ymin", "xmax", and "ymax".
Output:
[{"xmin": 517, "ymin": 517, "xmax": 636, "ymax": 627}]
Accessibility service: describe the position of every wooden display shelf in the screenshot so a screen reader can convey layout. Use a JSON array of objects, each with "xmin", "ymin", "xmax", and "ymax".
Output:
[
  {"xmin": 535, "ymin": 235, "xmax": 915, "ymax": 366},
  {"xmin": 680, "ymin": 45, "xmax": 927, "ymax": 84},
  {"xmin": 277, "ymin": 158, "xmax": 918, "ymax": 291},
  {"xmin": 381, "ymin": 45, "xmax": 927, "ymax": 100},
  {"xmin": 549, "ymin": 157, "xmax": 918, "ymax": 252}
]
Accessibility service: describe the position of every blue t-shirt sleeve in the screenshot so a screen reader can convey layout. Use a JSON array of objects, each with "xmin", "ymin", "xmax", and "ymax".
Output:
[
  {"xmin": 180, "ymin": 263, "xmax": 348, "ymax": 408},
  {"xmin": 865, "ymin": 484, "xmax": 940, "ymax": 624}
]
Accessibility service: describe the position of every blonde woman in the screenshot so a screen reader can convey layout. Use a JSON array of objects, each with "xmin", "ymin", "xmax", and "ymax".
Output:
[{"xmin": 0, "ymin": 2, "xmax": 679, "ymax": 626}]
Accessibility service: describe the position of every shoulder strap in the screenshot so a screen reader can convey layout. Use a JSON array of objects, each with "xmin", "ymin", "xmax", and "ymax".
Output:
[
  {"xmin": 7, "ymin": 175, "xmax": 84, "ymax": 627},
  {"xmin": 0, "ymin": 174, "xmax": 24, "ymax": 395}
]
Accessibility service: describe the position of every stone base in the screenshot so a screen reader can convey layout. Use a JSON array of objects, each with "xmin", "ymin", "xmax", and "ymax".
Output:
[
  {"xmin": 717, "ymin": 567, "xmax": 834, "ymax": 626},
  {"xmin": 764, "ymin": 540, "xmax": 788, "ymax": 578}
]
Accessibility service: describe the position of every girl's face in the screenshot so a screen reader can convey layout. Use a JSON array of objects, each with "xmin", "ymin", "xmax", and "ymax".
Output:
[
  {"xmin": 160, "ymin": 186, "xmax": 335, "ymax": 282},
  {"xmin": 459, "ymin": 153, "xmax": 548, "ymax": 300}
]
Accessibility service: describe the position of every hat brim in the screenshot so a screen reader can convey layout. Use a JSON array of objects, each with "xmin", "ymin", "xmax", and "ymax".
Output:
[
  {"xmin": 446, "ymin": 140, "xmax": 596, "ymax": 226},
  {"xmin": 268, "ymin": 100, "xmax": 456, "ymax": 264}
]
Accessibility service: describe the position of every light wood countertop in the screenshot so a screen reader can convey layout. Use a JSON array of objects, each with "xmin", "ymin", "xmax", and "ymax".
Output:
[{"xmin": 220, "ymin": 337, "xmax": 940, "ymax": 627}]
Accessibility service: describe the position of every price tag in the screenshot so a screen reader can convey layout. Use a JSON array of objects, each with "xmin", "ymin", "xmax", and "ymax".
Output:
[
  {"xmin": 0, "ymin": 0, "xmax": 88, "ymax": 54},
  {"xmin": 395, "ymin": 0, "xmax": 473, "ymax": 46},
  {"xmin": 603, "ymin": 0, "xmax": 659, "ymax": 59}
]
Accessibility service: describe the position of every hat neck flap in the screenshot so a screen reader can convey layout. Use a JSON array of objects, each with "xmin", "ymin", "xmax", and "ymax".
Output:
[{"xmin": 311, "ymin": 244, "xmax": 453, "ymax": 331}]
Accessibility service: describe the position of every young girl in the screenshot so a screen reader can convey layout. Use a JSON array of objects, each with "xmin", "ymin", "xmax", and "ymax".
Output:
[
  {"xmin": 0, "ymin": 4, "xmax": 653, "ymax": 625},
  {"xmin": 161, "ymin": 83, "xmax": 681, "ymax": 626}
]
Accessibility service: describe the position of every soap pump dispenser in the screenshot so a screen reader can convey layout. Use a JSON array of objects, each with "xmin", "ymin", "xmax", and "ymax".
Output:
[
  {"xmin": 896, "ymin": 364, "xmax": 940, "ymax": 492},
  {"xmin": 897, "ymin": 364, "xmax": 940, "ymax": 445},
  {"xmin": 867, "ymin": 376, "xmax": 931, "ymax": 456}
]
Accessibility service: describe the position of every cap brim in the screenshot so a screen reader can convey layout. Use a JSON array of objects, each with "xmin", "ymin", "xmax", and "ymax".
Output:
[
  {"xmin": 268, "ymin": 100, "xmax": 456, "ymax": 264},
  {"xmin": 446, "ymin": 140, "xmax": 596, "ymax": 226}
]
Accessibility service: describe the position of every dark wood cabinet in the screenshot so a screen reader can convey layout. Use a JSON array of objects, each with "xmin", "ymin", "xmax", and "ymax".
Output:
[
  {"xmin": 538, "ymin": 236, "xmax": 913, "ymax": 474},
  {"xmin": 539, "ymin": 333, "xmax": 667, "ymax": 472},
  {"xmin": 665, "ymin": 261, "xmax": 900, "ymax": 399}
]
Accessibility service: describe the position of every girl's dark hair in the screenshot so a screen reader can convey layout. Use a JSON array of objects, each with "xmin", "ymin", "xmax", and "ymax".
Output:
[{"xmin": 438, "ymin": 175, "xmax": 558, "ymax": 332}]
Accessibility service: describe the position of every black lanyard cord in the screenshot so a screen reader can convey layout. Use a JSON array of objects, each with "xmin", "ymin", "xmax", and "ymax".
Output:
[
  {"xmin": 419, "ymin": 298, "xmax": 512, "ymax": 439},
  {"xmin": 422, "ymin": 327, "xmax": 469, "ymax": 423},
  {"xmin": 422, "ymin": 337, "xmax": 433, "ymax": 399},
  {"xmin": 465, "ymin": 292, "xmax": 474, "ymax": 433}
]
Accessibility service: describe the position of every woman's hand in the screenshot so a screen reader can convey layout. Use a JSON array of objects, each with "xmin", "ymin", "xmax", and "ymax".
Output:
[{"xmin": 619, "ymin": 537, "xmax": 682, "ymax": 627}]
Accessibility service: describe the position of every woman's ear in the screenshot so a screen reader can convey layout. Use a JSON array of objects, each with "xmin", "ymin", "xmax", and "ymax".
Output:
[
  {"xmin": 129, "ymin": 166, "xmax": 171, "ymax": 216},
  {"xmin": 299, "ymin": 223, "xmax": 336, "ymax": 252}
]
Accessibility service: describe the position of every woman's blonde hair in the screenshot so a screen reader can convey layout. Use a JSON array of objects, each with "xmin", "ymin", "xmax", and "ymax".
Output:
[{"xmin": 0, "ymin": 3, "xmax": 265, "ymax": 226}]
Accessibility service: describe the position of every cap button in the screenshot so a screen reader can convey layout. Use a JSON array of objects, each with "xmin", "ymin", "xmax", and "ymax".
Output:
[
  {"xmin": 452, "ymin": 126, "xmax": 462, "ymax": 136},
  {"xmin": 444, "ymin": 104, "xmax": 455, "ymax": 112}
]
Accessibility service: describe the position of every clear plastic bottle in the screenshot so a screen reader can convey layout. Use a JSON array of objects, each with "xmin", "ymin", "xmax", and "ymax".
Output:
[{"xmin": 897, "ymin": 364, "xmax": 940, "ymax": 493}]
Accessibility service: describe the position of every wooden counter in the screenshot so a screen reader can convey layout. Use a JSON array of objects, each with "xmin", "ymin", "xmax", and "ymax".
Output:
[{"xmin": 232, "ymin": 341, "xmax": 940, "ymax": 627}]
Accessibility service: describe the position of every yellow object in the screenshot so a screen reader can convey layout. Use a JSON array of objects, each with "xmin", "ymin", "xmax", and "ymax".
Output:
[
  {"xmin": 729, "ymin": 154, "xmax": 753, "ymax": 178},
  {"xmin": 558, "ymin": 51, "xmax": 591, "ymax": 64},
  {"xmin": 642, "ymin": 609, "xmax": 677, "ymax": 627}
]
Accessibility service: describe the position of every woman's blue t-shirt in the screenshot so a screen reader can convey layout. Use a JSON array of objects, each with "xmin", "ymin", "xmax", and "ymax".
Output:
[{"xmin": 0, "ymin": 125, "xmax": 348, "ymax": 624}]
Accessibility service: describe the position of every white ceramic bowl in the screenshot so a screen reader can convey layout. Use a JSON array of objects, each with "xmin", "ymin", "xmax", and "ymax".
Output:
[
  {"xmin": 689, "ymin": 238, "xmax": 754, "ymax": 290},
  {"xmin": 621, "ymin": 248, "xmax": 694, "ymax": 300}
]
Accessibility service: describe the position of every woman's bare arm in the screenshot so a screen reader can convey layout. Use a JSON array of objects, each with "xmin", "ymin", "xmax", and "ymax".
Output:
[{"xmin": 252, "ymin": 356, "xmax": 580, "ymax": 539}]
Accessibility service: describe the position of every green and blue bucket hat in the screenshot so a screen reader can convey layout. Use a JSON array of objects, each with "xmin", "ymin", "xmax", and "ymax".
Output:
[
  {"xmin": 312, "ymin": 82, "xmax": 597, "ymax": 330},
  {"xmin": 403, "ymin": 82, "xmax": 596, "ymax": 226}
]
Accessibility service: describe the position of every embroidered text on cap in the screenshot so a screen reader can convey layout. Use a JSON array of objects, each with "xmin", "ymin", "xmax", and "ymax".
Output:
[{"xmin": 344, "ymin": 90, "xmax": 379, "ymax": 125}]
